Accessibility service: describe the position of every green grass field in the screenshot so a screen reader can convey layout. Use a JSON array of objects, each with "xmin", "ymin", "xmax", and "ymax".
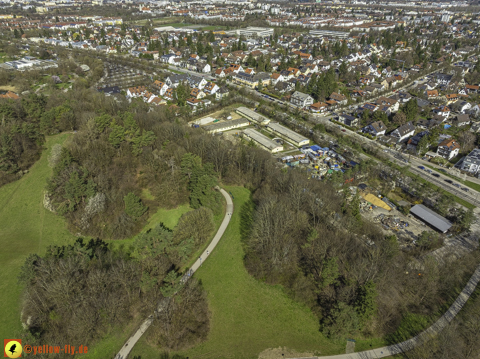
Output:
[
  {"xmin": 0, "ymin": 134, "xmax": 196, "ymax": 344},
  {"xmin": 0, "ymin": 134, "xmax": 76, "ymax": 339},
  {"xmin": 131, "ymin": 186, "xmax": 345, "ymax": 359}
]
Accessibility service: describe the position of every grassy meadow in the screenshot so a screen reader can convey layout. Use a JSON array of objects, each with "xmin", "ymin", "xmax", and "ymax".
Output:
[
  {"xmin": 0, "ymin": 134, "xmax": 76, "ymax": 339},
  {"xmin": 131, "ymin": 186, "xmax": 346, "ymax": 359}
]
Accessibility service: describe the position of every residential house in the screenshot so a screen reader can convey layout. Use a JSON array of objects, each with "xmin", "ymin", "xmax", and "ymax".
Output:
[
  {"xmin": 426, "ymin": 89, "xmax": 439, "ymax": 99},
  {"xmin": 215, "ymin": 86, "xmax": 229, "ymax": 100},
  {"xmin": 270, "ymin": 73, "xmax": 285, "ymax": 85},
  {"xmin": 275, "ymin": 81, "xmax": 294, "ymax": 93},
  {"xmin": 152, "ymin": 80, "xmax": 168, "ymax": 96},
  {"xmin": 163, "ymin": 88, "xmax": 174, "ymax": 101},
  {"xmin": 362, "ymin": 121, "xmax": 387, "ymax": 136},
  {"xmin": 165, "ymin": 74, "xmax": 189, "ymax": 88},
  {"xmin": 310, "ymin": 102, "xmax": 328, "ymax": 113},
  {"xmin": 453, "ymin": 114, "xmax": 471, "ymax": 126},
  {"xmin": 196, "ymin": 62, "xmax": 211, "ymax": 73},
  {"xmin": 375, "ymin": 96, "xmax": 399, "ymax": 113},
  {"xmin": 126, "ymin": 86, "xmax": 146, "ymax": 98},
  {"xmin": 465, "ymin": 84, "xmax": 480, "ymax": 94},
  {"xmin": 187, "ymin": 75, "xmax": 208, "ymax": 90},
  {"xmin": 338, "ymin": 114, "xmax": 359, "ymax": 127},
  {"xmin": 432, "ymin": 105, "xmax": 451, "ymax": 119},
  {"xmin": 460, "ymin": 148, "xmax": 480, "ymax": 175},
  {"xmin": 233, "ymin": 72, "xmax": 271, "ymax": 88},
  {"xmin": 291, "ymin": 91, "xmax": 314, "ymax": 108},
  {"xmin": 434, "ymin": 73, "xmax": 453, "ymax": 85},
  {"xmin": 203, "ymin": 82, "xmax": 220, "ymax": 95},
  {"xmin": 229, "ymin": 64, "xmax": 244, "ymax": 73},
  {"xmin": 407, "ymin": 131, "xmax": 429, "ymax": 153},
  {"xmin": 186, "ymin": 97, "xmax": 202, "ymax": 108},
  {"xmin": 446, "ymin": 94, "xmax": 460, "ymax": 104},
  {"xmin": 215, "ymin": 68, "xmax": 226, "ymax": 78},
  {"xmin": 390, "ymin": 121, "xmax": 415, "ymax": 142},
  {"xmin": 451, "ymin": 100, "xmax": 472, "ymax": 114},
  {"xmin": 190, "ymin": 88, "xmax": 206, "ymax": 99},
  {"xmin": 416, "ymin": 119, "xmax": 441, "ymax": 130},
  {"xmin": 160, "ymin": 54, "xmax": 177, "ymax": 64},
  {"xmin": 437, "ymin": 138, "xmax": 460, "ymax": 160},
  {"xmin": 317, "ymin": 61, "xmax": 331, "ymax": 71},
  {"xmin": 370, "ymin": 83, "xmax": 385, "ymax": 92},
  {"xmin": 357, "ymin": 103, "xmax": 378, "ymax": 115},
  {"xmin": 329, "ymin": 92, "xmax": 347, "ymax": 105}
]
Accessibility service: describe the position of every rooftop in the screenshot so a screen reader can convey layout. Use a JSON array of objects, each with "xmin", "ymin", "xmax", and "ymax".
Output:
[{"xmin": 410, "ymin": 204, "xmax": 452, "ymax": 233}]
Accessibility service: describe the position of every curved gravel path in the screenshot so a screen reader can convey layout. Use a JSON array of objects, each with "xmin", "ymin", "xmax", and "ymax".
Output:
[
  {"xmin": 114, "ymin": 188, "xmax": 233, "ymax": 359},
  {"xmin": 293, "ymin": 263, "xmax": 480, "ymax": 359}
]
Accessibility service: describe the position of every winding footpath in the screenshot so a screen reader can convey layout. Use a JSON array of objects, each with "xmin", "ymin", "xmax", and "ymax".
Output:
[
  {"xmin": 294, "ymin": 262, "xmax": 480, "ymax": 359},
  {"xmin": 114, "ymin": 188, "xmax": 234, "ymax": 359}
]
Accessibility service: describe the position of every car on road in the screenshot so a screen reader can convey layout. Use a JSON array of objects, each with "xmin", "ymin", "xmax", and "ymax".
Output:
[
  {"xmin": 462, "ymin": 187, "xmax": 469, "ymax": 192},
  {"xmin": 445, "ymin": 179, "xmax": 453, "ymax": 184},
  {"xmin": 432, "ymin": 173, "xmax": 440, "ymax": 178}
]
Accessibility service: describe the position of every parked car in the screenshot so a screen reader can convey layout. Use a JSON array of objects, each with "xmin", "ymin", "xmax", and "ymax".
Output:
[
  {"xmin": 432, "ymin": 173, "xmax": 440, "ymax": 178},
  {"xmin": 462, "ymin": 187, "xmax": 470, "ymax": 192},
  {"xmin": 426, "ymin": 169, "xmax": 432, "ymax": 173},
  {"xmin": 341, "ymin": 129, "xmax": 346, "ymax": 132},
  {"xmin": 418, "ymin": 166, "xmax": 425, "ymax": 170},
  {"xmin": 453, "ymin": 183, "xmax": 461, "ymax": 188},
  {"xmin": 445, "ymin": 179, "xmax": 453, "ymax": 184}
]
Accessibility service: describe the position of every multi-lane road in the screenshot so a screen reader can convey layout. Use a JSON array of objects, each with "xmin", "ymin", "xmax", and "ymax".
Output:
[{"xmin": 164, "ymin": 63, "xmax": 480, "ymax": 209}]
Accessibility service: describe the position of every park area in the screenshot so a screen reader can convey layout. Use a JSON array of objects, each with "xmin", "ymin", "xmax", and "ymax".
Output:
[{"xmin": 1, "ymin": 135, "xmax": 387, "ymax": 358}]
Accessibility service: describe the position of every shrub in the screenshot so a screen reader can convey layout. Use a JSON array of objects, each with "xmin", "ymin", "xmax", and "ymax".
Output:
[{"xmin": 124, "ymin": 192, "xmax": 148, "ymax": 219}]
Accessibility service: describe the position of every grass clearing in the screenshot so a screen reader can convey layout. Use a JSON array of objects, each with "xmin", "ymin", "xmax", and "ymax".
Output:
[
  {"xmin": 0, "ymin": 133, "xmax": 76, "ymax": 340},
  {"xmin": 144, "ymin": 204, "xmax": 192, "ymax": 231},
  {"xmin": 131, "ymin": 186, "xmax": 344, "ymax": 359},
  {"xmin": 0, "ymin": 133, "xmax": 203, "ymax": 345}
]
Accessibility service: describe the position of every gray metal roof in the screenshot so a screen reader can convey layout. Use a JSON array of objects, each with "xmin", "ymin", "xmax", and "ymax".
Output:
[
  {"xmin": 203, "ymin": 118, "xmax": 250, "ymax": 132},
  {"xmin": 410, "ymin": 204, "xmax": 452, "ymax": 233},
  {"xmin": 266, "ymin": 122, "xmax": 309, "ymax": 145},
  {"xmin": 243, "ymin": 128, "xmax": 282, "ymax": 151}
]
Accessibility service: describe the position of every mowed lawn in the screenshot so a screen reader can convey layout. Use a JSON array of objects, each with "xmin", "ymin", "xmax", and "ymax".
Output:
[
  {"xmin": 0, "ymin": 134, "xmax": 76, "ymax": 339},
  {"xmin": 131, "ymin": 186, "xmax": 344, "ymax": 359},
  {"xmin": 0, "ymin": 132, "xmax": 196, "ymax": 346}
]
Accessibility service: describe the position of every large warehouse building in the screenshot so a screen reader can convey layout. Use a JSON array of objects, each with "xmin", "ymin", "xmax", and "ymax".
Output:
[
  {"xmin": 236, "ymin": 107, "xmax": 271, "ymax": 125},
  {"xmin": 410, "ymin": 204, "xmax": 452, "ymax": 233},
  {"xmin": 242, "ymin": 128, "xmax": 283, "ymax": 153},
  {"xmin": 202, "ymin": 118, "xmax": 250, "ymax": 134},
  {"xmin": 266, "ymin": 122, "xmax": 310, "ymax": 147}
]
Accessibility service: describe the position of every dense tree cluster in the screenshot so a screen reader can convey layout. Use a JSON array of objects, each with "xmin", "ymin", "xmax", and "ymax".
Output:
[
  {"xmin": 20, "ymin": 209, "xmax": 214, "ymax": 351},
  {"xmin": 39, "ymin": 92, "xmax": 275, "ymax": 239},
  {"xmin": 241, "ymin": 168, "xmax": 480, "ymax": 339}
]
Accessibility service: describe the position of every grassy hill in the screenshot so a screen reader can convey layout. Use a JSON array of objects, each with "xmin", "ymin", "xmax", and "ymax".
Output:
[
  {"xmin": 0, "ymin": 134, "xmax": 76, "ymax": 339},
  {"xmin": 0, "ymin": 134, "xmax": 193, "ymax": 343},
  {"xmin": 130, "ymin": 186, "xmax": 345, "ymax": 359}
]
